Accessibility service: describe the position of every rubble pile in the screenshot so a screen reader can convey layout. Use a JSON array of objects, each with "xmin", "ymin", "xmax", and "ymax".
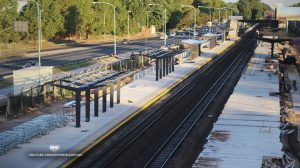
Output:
[{"xmin": 279, "ymin": 65, "xmax": 300, "ymax": 168}]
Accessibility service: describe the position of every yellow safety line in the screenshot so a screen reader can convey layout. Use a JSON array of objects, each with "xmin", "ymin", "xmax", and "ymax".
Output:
[{"xmin": 62, "ymin": 42, "xmax": 234, "ymax": 168}]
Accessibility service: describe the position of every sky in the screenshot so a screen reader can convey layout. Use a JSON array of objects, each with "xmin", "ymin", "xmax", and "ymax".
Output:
[{"xmin": 224, "ymin": 0, "xmax": 300, "ymax": 6}]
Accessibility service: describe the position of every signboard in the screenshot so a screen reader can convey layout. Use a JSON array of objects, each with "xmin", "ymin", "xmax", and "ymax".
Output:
[
  {"xmin": 14, "ymin": 21, "xmax": 28, "ymax": 32},
  {"xmin": 228, "ymin": 16, "xmax": 243, "ymax": 20}
]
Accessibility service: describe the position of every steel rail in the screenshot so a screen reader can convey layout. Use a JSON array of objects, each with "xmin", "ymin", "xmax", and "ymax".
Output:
[{"xmin": 144, "ymin": 36, "xmax": 256, "ymax": 168}]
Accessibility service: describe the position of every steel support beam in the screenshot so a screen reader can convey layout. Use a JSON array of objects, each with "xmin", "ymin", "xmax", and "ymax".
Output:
[
  {"xmin": 169, "ymin": 57, "xmax": 172, "ymax": 73},
  {"xmin": 117, "ymin": 79, "xmax": 121, "ymax": 104},
  {"xmin": 102, "ymin": 86, "xmax": 107, "ymax": 113},
  {"xmin": 85, "ymin": 88, "xmax": 90, "ymax": 122},
  {"xmin": 172, "ymin": 56, "xmax": 175, "ymax": 72},
  {"xmin": 110, "ymin": 83, "xmax": 114, "ymax": 108},
  {"xmin": 159, "ymin": 59, "xmax": 162, "ymax": 79},
  {"xmin": 75, "ymin": 90, "xmax": 81, "ymax": 128},
  {"xmin": 163, "ymin": 57, "xmax": 166, "ymax": 77},
  {"xmin": 94, "ymin": 89, "xmax": 99, "ymax": 117},
  {"xmin": 166, "ymin": 57, "xmax": 169, "ymax": 75},
  {"xmin": 156, "ymin": 58, "xmax": 159, "ymax": 81}
]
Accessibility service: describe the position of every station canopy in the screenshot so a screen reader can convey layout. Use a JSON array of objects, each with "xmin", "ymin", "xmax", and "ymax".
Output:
[{"xmin": 181, "ymin": 39, "xmax": 208, "ymax": 45}]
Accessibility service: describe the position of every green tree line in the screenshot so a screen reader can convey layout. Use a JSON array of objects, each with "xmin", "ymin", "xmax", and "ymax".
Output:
[{"xmin": 0, "ymin": 0, "xmax": 270, "ymax": 44}]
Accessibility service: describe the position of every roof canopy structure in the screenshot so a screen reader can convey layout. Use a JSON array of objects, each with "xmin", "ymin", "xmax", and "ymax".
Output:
[{"xmin": 181, "ymin": 39, "xmax": 208, "ymax": 45}]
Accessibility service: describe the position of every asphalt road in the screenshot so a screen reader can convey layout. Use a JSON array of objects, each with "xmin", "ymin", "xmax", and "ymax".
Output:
[{"xmin": 0, "ymin": 37, "xmax": 180, "ymax": 78}]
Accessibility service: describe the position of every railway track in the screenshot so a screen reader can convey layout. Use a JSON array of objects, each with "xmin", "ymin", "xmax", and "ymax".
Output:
[{"xmin": 68, "ymin": 26, "xmax": 258, "ymax": 168}]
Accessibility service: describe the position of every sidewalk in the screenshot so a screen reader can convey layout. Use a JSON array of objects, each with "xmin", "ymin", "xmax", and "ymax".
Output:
[
  {"xmin": 0, "ymin": 41, "xmax": 234, "ymax": 168},
  {"xmin": 193, "ymin": 43, "xmax": 282, "ymax": 168}
]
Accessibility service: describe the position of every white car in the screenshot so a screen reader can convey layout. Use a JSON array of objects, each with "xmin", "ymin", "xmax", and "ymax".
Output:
[
  {"xmin": 170, "ymin": 32, "xmax": 176, "ymax": 37},
  {"xmin": 193, "ymin": 32, "xmax": 199, "ymax": 36},
  {"xmin": 160, "ymin": 34, "xmax": 168, "ymax": 39}
]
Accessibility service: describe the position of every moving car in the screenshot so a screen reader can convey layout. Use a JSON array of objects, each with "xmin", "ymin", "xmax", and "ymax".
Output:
[
  {"xmin": 121, "ymin": 39, "xmax": 129, "ymax": 45},
  {"xmin": 23, "ymin": 61, "xmax": 38, "ymax": 69}
]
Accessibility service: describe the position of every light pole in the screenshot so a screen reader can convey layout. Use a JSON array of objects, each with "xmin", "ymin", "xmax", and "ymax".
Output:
[
  {"xmin": 181, "ymin": 5, "xmax": 197, "ymax": 39},
  {"xmin": 93, "ymin": 2, "xmax": 116, "ymax": 56},
  {"xmin": 20, "ymin": 0, "xmax": 42, "ymax": 67},
  {"xmin": 127, "ymin": 11, "xmax": 131, "ymax": 40},
  {"xmin": 216, "ymin": 8, "xmax": 221, "ymax": 23},
  {"xmin": 198, "ymin": 6, "xmax": 212, "ymax": 33},
  {"xmin": 145, "ymin": 11, "xmax": 150, "ymax": 48},
  {"xmin": 149, "ymin": 4, "xmax": 167, "ymax": 46},
  {"xmin": 40, "ymin": 10, "xmax": 44, "ymax": 47}
]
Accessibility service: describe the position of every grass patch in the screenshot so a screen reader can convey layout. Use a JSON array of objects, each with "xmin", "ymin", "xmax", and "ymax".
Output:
[{"xmin": 58, "ymin": 60, "xmax": 94, "ymax": 72}]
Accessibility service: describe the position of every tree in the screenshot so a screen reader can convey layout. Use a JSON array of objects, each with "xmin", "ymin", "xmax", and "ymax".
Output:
[
  {"xmin": 237, "ymin": 0, "xmax": 270, "ymax": 20},
  {"xmin": 291, "ymin": 3, "xmax": 300, "ymax": 7},
  {"xmin": 20, "ymin": 0, "xmax": 63, "ymax": 40},
  {"xmin": 0, "ymin": 0, "xmax": 19, "ymax": 44}
]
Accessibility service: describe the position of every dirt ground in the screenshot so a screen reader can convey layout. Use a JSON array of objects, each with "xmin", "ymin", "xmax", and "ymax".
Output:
[{"xmin": 0, "ymin": 99, "xmax": 70, "ymax": 132}]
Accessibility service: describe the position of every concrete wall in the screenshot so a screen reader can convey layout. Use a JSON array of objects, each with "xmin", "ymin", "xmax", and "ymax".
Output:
[{"xmin": 13, "ymin": 66, "xmax": 53, "ymax": 95}]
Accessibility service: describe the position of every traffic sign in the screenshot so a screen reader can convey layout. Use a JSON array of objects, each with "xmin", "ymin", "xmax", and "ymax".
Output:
[{"xmin": 14, "ymin": 21, "xmax": 28, "ymax": 32}]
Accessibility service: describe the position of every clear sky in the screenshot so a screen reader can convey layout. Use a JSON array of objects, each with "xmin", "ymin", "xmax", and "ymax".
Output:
[{"xmin": 224, "ymin": 0, "xmax": 300, "ymax": 6}]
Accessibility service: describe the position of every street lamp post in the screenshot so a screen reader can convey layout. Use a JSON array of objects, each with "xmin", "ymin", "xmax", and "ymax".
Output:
[
  {"xmin": 127, "ymin": 11, "xmax": 131, "ymax": 40},
  {"xmin": 181, "ymin": 5, "xmax": 197, "ymax": 39},
  {"xmin": 93, "ymin": 2, "xmax": 116, "ymax": 56},
  {"xmin": 198, "ymin": 6, "xmax": 212, "ymax": 33},
  {"xmin": 217, "ymin": 8, "xmax": 221, "ymax": 23},
  {"xmin": 20, "ymin": 0, "xmax": 42, "ymax": 67},
  {"xmin": 149, "ymin": 4, "xmax": 167, "ymax": 46},
  {"xmin": 145, "ymin": 11, "xmax": 150, "ymax": 48}
]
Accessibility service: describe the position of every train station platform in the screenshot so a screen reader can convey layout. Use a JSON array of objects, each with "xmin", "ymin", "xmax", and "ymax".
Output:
[
  {"xmin": 193, "ymin": 43, "xmax": 282, "ymax": 167},
  {"xmin": 0, "ymin": 41, "xmax": 234, "ymax": 168}
]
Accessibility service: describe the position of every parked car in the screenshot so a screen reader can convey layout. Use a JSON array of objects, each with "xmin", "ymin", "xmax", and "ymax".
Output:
[
  {"xmin": 178, "ymin": 33, "xmax": 186, "ymax": 38},
  {"xmin": 169, "ymin": 32, "xmax": 176, "ymax": 37},
  {"xmin": 23, "ymin": 61, "xmax": 38, "ymax": 69},
  {"xmin": 121, "ymin": 39, "xmax": 129, "ymax": 45},
  {"xmin": 160, "ymin": 34, "xmax": 168, "ymax": 40},
  {"xmin": 191, "ymin": 31, "xmax": 199, "ymax": 36}
]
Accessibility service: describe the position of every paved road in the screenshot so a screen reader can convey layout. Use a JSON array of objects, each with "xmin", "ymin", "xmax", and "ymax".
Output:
[{"xmin": 0, "ymin": 37, "xmax": 180, "ymax": 78}]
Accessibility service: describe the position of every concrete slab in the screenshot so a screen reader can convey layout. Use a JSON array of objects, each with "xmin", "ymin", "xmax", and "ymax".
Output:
[
  {"xmin": 193, "ymin": 42, "xmax": 282, "ymax": 168},
  {"xmin": 0, "ymin": 41, "xmax": 234, "ymax": 168}
]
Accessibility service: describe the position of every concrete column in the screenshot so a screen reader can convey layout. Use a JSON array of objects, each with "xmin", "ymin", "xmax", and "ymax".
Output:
[
  {"xmin": 75, "ymin": 90, "xmax": 81, "ymax": 128},
  {"xmin": 102, "ymin": 86, "xmax": 107, "ymax": 113},
  {"xmin": 117, "ymin": 79, "xmax": 121, "ymax": 104},
  {"xmin": 85, "ymin": 88, "xmax": 90, "ymax": 122},
  {"xmin": 110, "ymin": 83, "xmax": 114, "ymax": 108},
  {"xmin": 94, "ymin": 89, "xmax": 99, "ymax": 117}
]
